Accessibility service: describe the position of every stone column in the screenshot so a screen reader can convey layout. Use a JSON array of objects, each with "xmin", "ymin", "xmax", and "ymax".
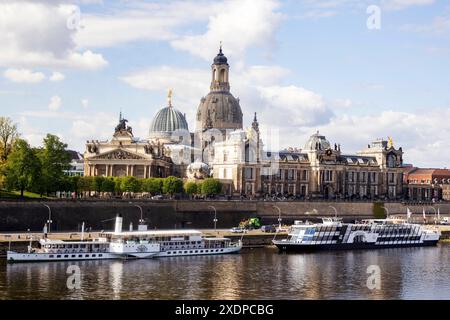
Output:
[
  {"xmin": 126, "ymin": 165, "xmax": 129, "ymax": 176},
  {"xmin": 110, "ymin": 165, "xmax": 114, "ymax": 176},
  {"xmin": 105, "ymin": 165, "xmax": 109, "ymax": 177},
  {"xmin": 144, "ymin": 165, "xmax": 148, "ymax": 179}
]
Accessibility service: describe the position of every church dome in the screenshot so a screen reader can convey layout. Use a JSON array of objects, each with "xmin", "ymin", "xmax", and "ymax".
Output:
[
  {"xmin": 196, "ymin": 92, "xmax": 243, "ymax": 131},
  {"xmin": 149, "ymin": 105, "xmax": 189, "ymax": 140},
  {"xmin": 213, "ymin": 47, "xmax": 228, "ymax": 65},
  {"xmin": 304, "ymin": 131, "xmax": 331, "ymax": 151}
]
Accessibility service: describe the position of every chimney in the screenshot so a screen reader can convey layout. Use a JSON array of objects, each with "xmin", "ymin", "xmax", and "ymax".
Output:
[{"xmin": 114, "ymin": 214, "xmax": 123, "ymax": 233}]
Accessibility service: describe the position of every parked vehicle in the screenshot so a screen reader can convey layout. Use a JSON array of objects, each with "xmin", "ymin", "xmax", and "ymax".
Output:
[
  {"xmin": 440, "ymin": 217, "xmax": 449, "ymax": 225},
  {"xmin": 261, "ymin": 225, "xmax": 276, "ymax": 233},
  {"xmin": 230, "ymin": 227, "xmax": 246, "ymax": 233}
]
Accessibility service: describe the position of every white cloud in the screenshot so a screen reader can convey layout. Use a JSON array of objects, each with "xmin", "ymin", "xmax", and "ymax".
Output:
[
  {"xmin": 49, "ymin": 72, "xmax": 65, "ymax": 82},
  {"xmin": 170, "ymin": 0, "xmax": 283, "ymax": 62},
  {"xmin": 3, "ymin": 68, "xmax": 46, "ymax": 83},
  {"xmin": 257, "ymin": 85, "xmax": 333, "ymax": 127},
  {"xmin": 381, "ymin": 0, "xmax": 435, "ymax": 11},
  {"xmin": 48, "ymin": 95, "xmax": 62, "ymax": 111},
  {"xmin": 74, "ymin": 1, "xmax": 223, "ymax": 48},
  {"xmin": 0, "ymin": 1, "xmax": 107, "ymax": 70},
  {"xmin": 271, "ymin": 108, "xmax": 450, "ymax": 167},
  {"xmin": 81, "ymin": 99, "xmax": 89, "ymax": 108}
]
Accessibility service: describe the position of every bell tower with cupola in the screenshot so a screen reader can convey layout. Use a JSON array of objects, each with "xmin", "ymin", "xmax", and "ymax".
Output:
[{"xmin": 210, "ymin": 45, "xmax": 230, "ymax": 92}]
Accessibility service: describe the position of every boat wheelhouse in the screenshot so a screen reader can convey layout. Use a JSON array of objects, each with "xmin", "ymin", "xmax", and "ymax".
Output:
[{"xmin": 273, "ymin": 217, "xmax": 441, "ymax": 252}]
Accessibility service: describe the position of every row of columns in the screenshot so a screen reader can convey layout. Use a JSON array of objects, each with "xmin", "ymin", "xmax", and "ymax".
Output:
[{"xmin": 87, "ymin": 164, "xmax": 168, "ymax": 178}]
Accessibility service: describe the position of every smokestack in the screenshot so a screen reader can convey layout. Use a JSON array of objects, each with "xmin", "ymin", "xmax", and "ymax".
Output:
[{"xmin": 114, "ymin": 214, "xmax": 123, "ymax": 233}]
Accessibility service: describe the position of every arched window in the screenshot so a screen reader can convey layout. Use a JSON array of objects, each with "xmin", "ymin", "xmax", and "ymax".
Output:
[{"xmin": 219, "ymin": 69, "xmax": 226, "ymax": 82}]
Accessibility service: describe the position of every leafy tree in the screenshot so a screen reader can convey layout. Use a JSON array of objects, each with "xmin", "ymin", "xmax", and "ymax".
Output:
[
  {"xmin": 162, "ymin": 176, "xmax": 183, "ymax": 196},
  {"xmin": 142, "ymin": 178, "xmax": 163, "ymax": 194},
  {"xmin": 79, "ymin": 176, "xmax": 94, "ymax": 194},
  {"xmin": 93, "ymin": 176, "xmax": 106, "ymax": 193},
  {"xmin": 113, "ymin": 177, "xmax": 123, "ymax": 193},
  {"xmin": 184, "ymin": 181, "xmax": 197, "ymax": 195},
  {"xmin": 70, "ymin": 175, "xmax": 81, "ymax": 194},
  {"xmin": 121, "ymin": 176, "xmax": 141, "ymax": 192},
  {"xmin": 37, "ymin": 134, "xmax": 71, "ymax": 195},
  {"xmin": 200, "ymin": 178, "xmax": 222, "ymax": 196},
  {"xmin": 101, "ymin": 178, "xmax": 115, "ymax": 193},
  {"xmin": 0, "ymin": 117, "xmax": 19, "ymax": 162},
  {"xmin": 3, "ymin": 139, "xmax": 41, "ymax": 197}
]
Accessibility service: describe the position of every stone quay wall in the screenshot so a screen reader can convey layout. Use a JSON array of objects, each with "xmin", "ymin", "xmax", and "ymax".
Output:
[{"xmin": 0, "ymin": 200, "xmax": 449, "ymax": 232}]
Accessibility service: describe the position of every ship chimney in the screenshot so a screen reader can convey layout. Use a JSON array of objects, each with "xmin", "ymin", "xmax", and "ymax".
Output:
[{"xmin": 114, "ymin": 214, "xmax": 123, "ymax": 233}]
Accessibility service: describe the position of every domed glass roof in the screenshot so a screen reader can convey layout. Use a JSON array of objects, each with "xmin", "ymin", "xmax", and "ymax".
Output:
[
  {"xmin": 304, "ymin": 131, "xmax": 331, "ymax": 151},
  {"xmin": 149, "ymin": 106, "xmax": 189, "ymax": 136}
]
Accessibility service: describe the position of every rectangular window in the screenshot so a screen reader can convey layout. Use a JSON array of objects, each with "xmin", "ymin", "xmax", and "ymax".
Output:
[{"xmin": 244, "ymin": 167, "xmax": 254, "ymax": 180}]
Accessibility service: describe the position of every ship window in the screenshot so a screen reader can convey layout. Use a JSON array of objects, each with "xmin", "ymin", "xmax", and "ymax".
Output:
[
  {"xmin": 71, "ymin": 255, "xmax": 76, "ymax": 258},
  {"xmin": 92, "ymin": 254, "xmax": 96, "ymax": 257},
  {"xmin": 99, "ymin": 254, "xmax": 103, "ymax": 257},
  {"xmin": 85, "ymin": 254, "xmax": 89, "ymax": 257},
  {"xmin": 64, "ymin": 255, "xmax": 69, "ymax": 258},
  {"xmin": 184, "ymin": 251, "xmax": 188, "ymax": 254},
  {"xmin": 49, "ymin": 255, "xmax": 54, "ymax": 258},
  {"xmin": 78, "ymin": 255, "xmax": 82, "ymax": 258},
  {"xmin": 200, "ymin": 250, "xmax": 204, "ymax": 253}
]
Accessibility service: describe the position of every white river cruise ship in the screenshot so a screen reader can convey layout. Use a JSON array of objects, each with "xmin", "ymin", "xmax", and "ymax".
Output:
[
  {"xmin": 273, "ymin": 217, "xmax": 441, "ymax": 252},
  {"xmin": 7, "ymin": 215, "xmax": 242, "ymax": 263}
]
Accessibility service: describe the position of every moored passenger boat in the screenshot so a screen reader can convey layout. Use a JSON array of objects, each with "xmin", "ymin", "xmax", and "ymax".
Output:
[{"xmin": 273, "ymin": 217, "xmax": 441, "ymax": 252}]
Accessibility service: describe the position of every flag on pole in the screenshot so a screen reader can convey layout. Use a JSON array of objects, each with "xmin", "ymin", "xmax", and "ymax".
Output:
[
  {"xmin": 438, "ymin": 207, "xmax": 440, "ymax": 221},
  {"xmin": 407, "ymin": 208, "xmax": 412, "ymax": 221},
  {"xmin": 423, "ymin": 208, "xmax": 426, "ymax": 223}
]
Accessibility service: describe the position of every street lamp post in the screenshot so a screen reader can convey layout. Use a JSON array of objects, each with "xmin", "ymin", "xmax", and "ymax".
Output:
[
  {"xmin": 429, "ymin": 206, "xmax": 437, "ymax": 225},
  {"xmin": 130, "ymin": 202, "xmax": 144, "ymax": 224},
  {"xmin": 208, "ymin": 206, "xmax": 217, "ymax": 233},
  {"xmin": 381, "ymin": 206, "xmax": 390, "ymax": 219},
  {"xmin": 274, "ymin": 205, "xmax": 281, "ymax": 229},
  {"xmin": 42, "ymin": 203, "xmax": 52, "ymax": 234},
  {"xmin": 329, "ymin": 206, "xmax": 338, "ymax": 219}
]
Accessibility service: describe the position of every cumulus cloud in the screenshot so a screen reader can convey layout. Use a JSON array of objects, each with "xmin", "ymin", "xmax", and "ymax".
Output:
[
  {"xmin": 3, "ymin": 68, "xmax": 46, "ymax": 83},
  {"xmin": 48, "ymin": 95, "xmax": 62, "ymax": 111},
  {"xmin": 49, "ymin": 71, "xmax": 65, "ymax": 82},
  {"xmin": 0, "ymin": 1, "xmax": 107, "ymax": 70},
  {"xmin": 171, "ymin": 0, "xmax": 283, "ymax": 62}
]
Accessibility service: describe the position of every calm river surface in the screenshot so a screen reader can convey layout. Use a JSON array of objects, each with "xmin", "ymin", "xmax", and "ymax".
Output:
[{"xmin": 1, "ymin": 244, "xmax": 449, "ymax": 300}]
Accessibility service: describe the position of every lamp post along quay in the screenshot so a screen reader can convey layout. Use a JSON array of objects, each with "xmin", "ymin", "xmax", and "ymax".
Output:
[
  {"xmin": 42, "ymin": 203, "xmax": 52, "ymax": 234},
  {"xmin": 209, "ymin": 206, "xmax": 217, "ymax": 233}
]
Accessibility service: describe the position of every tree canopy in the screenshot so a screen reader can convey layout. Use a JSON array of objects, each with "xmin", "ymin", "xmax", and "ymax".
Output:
[{"xmin": 3, "ymin": 139, "xmax": 40, "ymax": 197}]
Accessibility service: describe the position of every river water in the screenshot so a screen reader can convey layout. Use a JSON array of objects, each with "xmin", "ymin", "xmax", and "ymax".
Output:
[{"xmin": 1, "ymin": 244, "xmax": 449, "ymax": 300}]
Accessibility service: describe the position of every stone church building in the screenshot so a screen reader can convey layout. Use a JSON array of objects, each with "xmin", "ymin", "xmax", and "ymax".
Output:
[{"xmin": 84, "ymin": 47, "xmax": 405, "ymax": 199}]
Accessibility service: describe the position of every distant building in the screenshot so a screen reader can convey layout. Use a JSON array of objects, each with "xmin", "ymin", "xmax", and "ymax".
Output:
[
  {"xmin": 404, "ymin": 168, "xmax": 450, "ymax": 201},
  {"xmin": 64, "ymin": 150, "xmax": 84, "ymax": 176},
  {"xmin": 83, "ymin": 47, "xmax": 408, "ymax": 200}
]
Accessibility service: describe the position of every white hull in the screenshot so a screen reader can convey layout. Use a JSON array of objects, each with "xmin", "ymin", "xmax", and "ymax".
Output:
[
  {"xmin": 157, "ymin": 245, "xmax": 242, "ymax": 257},
  {"xmin": 6, "ymin": 251, "xmax": 159, "ymax": 263}
]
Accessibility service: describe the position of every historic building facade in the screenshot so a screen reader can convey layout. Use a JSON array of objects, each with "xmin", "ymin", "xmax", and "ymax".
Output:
[
  {"xmin": 403, "ymin": 168, "xmax": 450, "ymax": 201},
  {"xmin": 84, "ymin": 47, "xmax": 408, "ymax": 200},
  {"xmin": 84, "ymin": 114, "xmax": 173, "ymax": 178}
]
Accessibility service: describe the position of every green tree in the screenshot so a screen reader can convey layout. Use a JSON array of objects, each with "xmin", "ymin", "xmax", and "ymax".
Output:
[
  {"xmin": 101, "ymin": 178, "xmax": 116, "ymax": 193},
  {"xmin": 78, "ymin": 176, "xmax": 94, "ymax": 195},
  {"xmin": 162, "ymin": 176, "xmax": 183, "ymax": 196},
  {"xmin": 200, "ymin": 178, "xmax": 222, "ymax": 196},
  {"xmin": 0, "ymin": 116, "xmax": 19, "ymax": 162},
  {"xmin": 3, "ymin": 139, "xmax": 41, "ymax": 197},
  {"xmin": 93, "ymin": 176, "xmax": 106, "ymax": 194},
  {"xmin": 121, "ymin": 176, "xmax": 141, "ymax": 192},
  {"xmin": 38, "ymin": 134, "xmax": 71, "ymax": 195},
  {"xmin": 184, "ymin": 181, "xmax": 197, "ymax": 195},
  {"xmin": 142, "ymin": 178, "xmax": 163, "ymax": 194}
]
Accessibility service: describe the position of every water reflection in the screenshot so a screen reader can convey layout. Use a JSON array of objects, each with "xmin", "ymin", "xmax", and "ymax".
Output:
[{"xmin": 1, "ymin": 244, "xmax": 449, "ymax": 300}]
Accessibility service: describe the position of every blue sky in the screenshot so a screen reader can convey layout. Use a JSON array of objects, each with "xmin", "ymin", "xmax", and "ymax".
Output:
[{"xmin": 0, "ymin": 0, "xmax": 449, "ymax": 167}]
